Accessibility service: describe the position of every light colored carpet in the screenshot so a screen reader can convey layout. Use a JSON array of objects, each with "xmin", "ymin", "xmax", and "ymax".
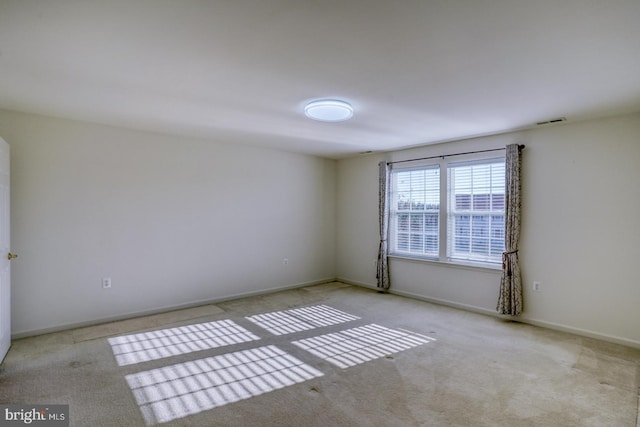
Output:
[{"xmin": 1, "ymin": 283, "xmax": 639, "ymax": 426}]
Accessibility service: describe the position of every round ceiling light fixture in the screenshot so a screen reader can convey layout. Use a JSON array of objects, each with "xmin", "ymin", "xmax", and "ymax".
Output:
[{"xmin": 304, "ymin": 99, "xmax": 354, "ymax": 122}]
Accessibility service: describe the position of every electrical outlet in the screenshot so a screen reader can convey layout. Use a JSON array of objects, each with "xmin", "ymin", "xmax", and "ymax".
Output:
[
  {"xmin": 102, "ymin": 277, "xmax": 112, "ymax": 289},
  {"xmin": 282, "ymin": 258, "xmax": 289, "ymax": 266},
  {"xmin": 532, "ymin": 281, "xmax": 541, "ymax": 292}
]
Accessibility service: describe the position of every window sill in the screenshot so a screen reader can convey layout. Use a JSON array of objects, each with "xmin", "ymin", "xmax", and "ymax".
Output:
[{"xmin": 388, "ymin": 254, "xmax": 502, "ymax": 273}]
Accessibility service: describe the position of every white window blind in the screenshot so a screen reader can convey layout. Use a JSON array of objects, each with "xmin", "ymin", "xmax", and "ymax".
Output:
[
  {"xmin": 389, "ymin": 156, "xmax": 506, "ymax": 268},
  {"xmin": 447, "ymin": 159, "xmax": 505, "ymax": 264},
  {"xmin": 390, "ymin": 166, "xmax": 440, "ymax": 258}
]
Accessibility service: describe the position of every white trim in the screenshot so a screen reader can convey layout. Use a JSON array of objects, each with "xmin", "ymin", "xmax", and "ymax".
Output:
[
  {"xmin": 12, "ymin": 277, "xmax": 336, "ymax": 339},
  {"xmin": 438, "ymin": 162, "xmax": 447, "ymax": 260},
  {"xmin": 516, "ymin": 317, "xmax": 640, "ymax": 350},
  {"xmin": 390, "ymin": 288, "xmax": 640, "ymax": 349},
  {"xmin": 17, "ymin": 276, "xmax": 640, "ymax": 351},
  {"xmin": 388, "ymin": 288, "xmax": 500, "ymax": 317},
  {"xmin": 338, "ymin": 279, "xmax": 640, "ymax": 350},
  {"xmin": 337, "ymin": 277, "xmax": 377, "ymax": 290},
  {"xmin": 388, "ymin": 254, "xmax": 502, "ymax": 273}
]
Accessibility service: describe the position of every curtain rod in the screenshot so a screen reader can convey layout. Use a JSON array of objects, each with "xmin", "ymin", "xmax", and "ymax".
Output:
[{"xmin": 388, "ymin": 144, "xmax": 525, "ymax": 165}]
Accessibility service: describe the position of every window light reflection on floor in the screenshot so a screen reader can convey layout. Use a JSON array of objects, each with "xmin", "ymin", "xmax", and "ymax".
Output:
[
  {"xmin": 245, "ymin": 304, "xmax": 360, "ymax": 335},
  {"xmin": 292, "ymin": 324, "xmax": 435, "ymax": 368},
  {"xmin": 125, "ymin": 345, "xmax": 324, "ymax": 425},
  {"xmin": 108, "ymin": 320, "xmax": 260, "ymax": 366}
]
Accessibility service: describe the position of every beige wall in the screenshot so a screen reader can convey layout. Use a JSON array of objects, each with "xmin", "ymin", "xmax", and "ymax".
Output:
[
  {"xmin": 0, "ymin": 110, "xmax": 336, "ymax": 335},
  {"xmin": 3, "ymin": 108, "xmax": 640, "ymax": 348},
  {"xmin": 337, "ymin": 113, "xmax": 640, "ymax": 348}
]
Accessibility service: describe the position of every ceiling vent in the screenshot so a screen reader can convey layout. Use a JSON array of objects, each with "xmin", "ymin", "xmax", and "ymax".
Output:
[{"xmin": 536, "ymin": 117, "xmax": 567, "ymax": 126}]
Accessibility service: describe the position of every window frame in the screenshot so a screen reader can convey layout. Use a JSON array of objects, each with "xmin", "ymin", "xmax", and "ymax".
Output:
[
  {"xmin": 389, "ymin": 164, "xmax": 441, "ymax": 260},
  {"xmin": 389, "ymin": 154, "xmax": 506, "ymax": 270}
]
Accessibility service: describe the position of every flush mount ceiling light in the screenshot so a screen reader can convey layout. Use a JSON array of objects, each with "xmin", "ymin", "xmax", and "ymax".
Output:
[{"xmin": 304, "ymin": 99, "xmax": 354, "ymax": 122}]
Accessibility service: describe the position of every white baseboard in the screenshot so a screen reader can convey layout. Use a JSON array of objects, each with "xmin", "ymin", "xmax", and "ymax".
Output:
[
  {"xmin": 12, "ymin": 277, "xmax": 336, "ymax": 339},
  {"xmin": 337, "ymin": 277, "xmax": 640, "ymax": 350},
  {"xmin": 516, "ymin": 317, "xmax": 640, "ymax": 350},
  {"xmin": 17, "ymin": 275, "xmax": 640, "ymax": 351},
  {"xmin": 336, "ymin": 277, "xmax": 377, "ymax": 290},
  {"xmin": 388, "ymin": 287, "xmax": 501, "ymax": 317}
]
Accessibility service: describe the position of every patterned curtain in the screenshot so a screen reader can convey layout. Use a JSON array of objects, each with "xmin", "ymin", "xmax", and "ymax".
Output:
[
  {"xmin": 376, "ymin": 161, "xmax": 390, "ymax": 291},
  {"xmin": 497, "ymin": 144, "xmax": 523, "ymax": 315}
]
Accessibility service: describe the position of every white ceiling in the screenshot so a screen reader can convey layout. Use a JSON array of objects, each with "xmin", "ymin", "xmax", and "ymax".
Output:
[{"xmin": 1, "ymin": 1, "xmax": 639, "ymax": 158}]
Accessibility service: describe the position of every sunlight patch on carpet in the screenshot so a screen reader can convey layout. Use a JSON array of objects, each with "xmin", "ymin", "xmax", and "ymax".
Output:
[
  {"xmin": 292, "ymin": 324, "xmax": 436, "ymax": 368},
  {"xmin": 108, "ymin": 320, "xmax": 260, "ymax": 366},
  {"xmin": 125, "ymin": 345, "xmax": 324, "ymax": 425},
  {"xmin": 245, "ymin": 304, "xmax": 360, "ymax": 335}
]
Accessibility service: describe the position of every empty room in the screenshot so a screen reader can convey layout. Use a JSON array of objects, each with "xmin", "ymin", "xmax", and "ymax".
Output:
[{"xmin": 1, "ymin": 1, "xmax": 639, "ymax": 426}]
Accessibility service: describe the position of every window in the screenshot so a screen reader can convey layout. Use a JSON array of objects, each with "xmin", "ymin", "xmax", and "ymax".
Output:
[
  {"xmin": 447, "ymin": 160, "xmax": 505, "ymax": 264},
  {"xmin": 390, "ymin": 157, "xmax": 505, "ymax": 267},
  {"xmin": 390, "ymin": 166, "xmax": 440, "ymax": 258}
]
